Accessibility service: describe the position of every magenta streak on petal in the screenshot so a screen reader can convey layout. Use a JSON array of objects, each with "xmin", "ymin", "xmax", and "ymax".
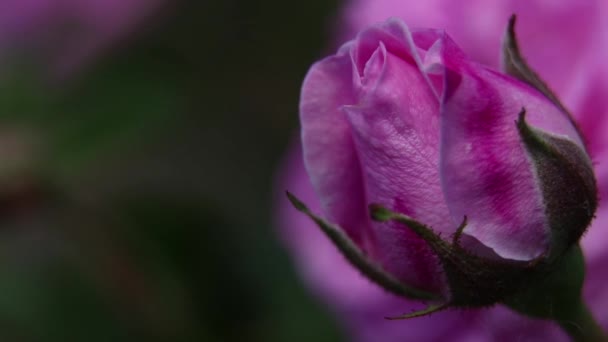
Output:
[
  {"xmin": 440, "ymin": 65, "xmax": 549, "ymax": 260},
  {"xmin": 434, "ymin": 25, "xmax": 586, "ymax": 261}
]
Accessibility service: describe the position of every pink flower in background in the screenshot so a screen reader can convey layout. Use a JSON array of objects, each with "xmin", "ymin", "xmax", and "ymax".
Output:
[
  {"xmin": 277, "ymin": 1, "xmax": 608, "ymax": 341},
  {"xmin": 0, "ymin": 0, "xmax": 165, "ymax": 76}
]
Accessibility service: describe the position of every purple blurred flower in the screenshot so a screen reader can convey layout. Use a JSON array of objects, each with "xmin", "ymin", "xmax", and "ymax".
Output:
[
  {"xmin": 277, "ymin": 1, "xmax": 608, "ymax": 341},
  {"xmin": 0, "ymin": 0, "xmax": 164, "ymax": 76}
]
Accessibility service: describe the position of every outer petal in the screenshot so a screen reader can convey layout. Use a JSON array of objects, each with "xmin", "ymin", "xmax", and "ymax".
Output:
[
  {"xmin": 343, "ymin": 20, "xmax": 451, "ymax": 292},
  {"xmin": 345, "ymin": 27, "xmax": 448, "ymax": 233},
  {"xmin": 436, "ymin": 35, "xmax": 583, "ymax": 260},
  {"xmin": 299, "ymin": 44, "xmax": 372, "ymax": 248}
]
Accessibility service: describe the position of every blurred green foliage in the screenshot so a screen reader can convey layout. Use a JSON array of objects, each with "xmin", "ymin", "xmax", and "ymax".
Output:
[{"xmin": 0, "ymin": 0, "xmax": 345, "ymax": 341}]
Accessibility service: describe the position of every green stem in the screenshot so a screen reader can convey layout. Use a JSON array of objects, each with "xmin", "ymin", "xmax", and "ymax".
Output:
[
  {"xmin": 503, "ymin": 245, "xmax": 607, "ymax": 341},
  {"xmin": 555, "ymin": 301, "xmax": 606, "ymax": 342}
]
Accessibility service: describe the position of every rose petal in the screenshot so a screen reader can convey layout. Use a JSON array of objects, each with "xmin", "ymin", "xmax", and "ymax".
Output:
[
  {"xmin": 343, "ymin": 22, "xmax": 451, "ymax": 292},
  {"xmin": 438, "ymin": 39, "xmax": 582, "ymax": 260},
  {"xmin": 299, "ymin": 45, "xmax": 373, "ymax": 247}
]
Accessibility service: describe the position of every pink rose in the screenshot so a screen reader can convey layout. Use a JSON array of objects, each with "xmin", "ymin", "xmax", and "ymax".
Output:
[{"xmin": 277, "ymin": 2, "xmax": 608, "ymax": 341}]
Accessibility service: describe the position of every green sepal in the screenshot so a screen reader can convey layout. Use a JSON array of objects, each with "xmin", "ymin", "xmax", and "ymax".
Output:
[
  {"xmin": 286, "ymin": 191, "xmax": 439, "ymax": 301},
  {"xmin": 370, "ymin": 205, "xmax": 549, "ymax": 308},
  {"xmin": 516, "ymin": 110, "xmax": 597, "ymax": 259},
  {"xmin": 504, "ymin": 245, "xmax": 607, "ymax": 341},
  {"xmin": 504, "ymin": 244, "xmax": 584, "ymax": 319},
  {"xmin": 385, "ymin": 303, "xmax": 448, "ymax": 321}
]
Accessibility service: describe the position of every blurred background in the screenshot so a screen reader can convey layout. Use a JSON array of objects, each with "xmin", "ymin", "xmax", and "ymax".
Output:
[{"xmin": 0, "ymin": 1, "xmax": 346, "ymax": 341}]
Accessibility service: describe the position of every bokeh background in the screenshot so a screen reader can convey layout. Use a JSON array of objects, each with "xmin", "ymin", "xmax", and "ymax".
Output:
[{"xmin": 0, "ymin": 1, "xmax": 347, "ymax": 341}]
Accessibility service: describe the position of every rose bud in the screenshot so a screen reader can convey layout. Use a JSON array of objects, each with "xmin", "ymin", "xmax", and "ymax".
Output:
[{"xmin": 287, "ymin": 16, "xmax": 597, "ymax": 319}]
